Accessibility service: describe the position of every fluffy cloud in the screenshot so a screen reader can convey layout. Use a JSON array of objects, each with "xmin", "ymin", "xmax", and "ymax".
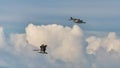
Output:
[
  {"xmin": 86, "ymin": 32, "xmax": 120, "ymax": 54},
  {"xmin": 86, "ymin": 32, "xmax": 120, "ymax": 68},
  {"xmin": 1, "ymin": 24, "xmax": 120, "ymax": 68},
  {"xmin": 25, "ymin": 24, "xmax": 84, "ymax": 62},
  {"xmin": 86, "ymin": 36, "xmax": 101, "ymax": 54}
]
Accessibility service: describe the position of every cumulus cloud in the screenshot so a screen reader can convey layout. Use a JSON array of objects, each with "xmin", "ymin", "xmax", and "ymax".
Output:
[
  {"xmin": 86, "ymin": 32, "xmax": 120, "ymax": 68},
  {"xmin": 10, "ymin": 34, "xmax": 28, "ymax": 54},
  {"xmin": 1, "ymin": 23, "xmax": 120, "ymax": 68},
  {"xmin": 86, "ymin": 32, "xmax": 120, "ymax": 54},
  {"xmin": 86, "ymin": 36, "xmax": 101, "ymax": 54},
  {"xmin": 25, "ymin": 24, "xmax": 84, "ymax": 62}
]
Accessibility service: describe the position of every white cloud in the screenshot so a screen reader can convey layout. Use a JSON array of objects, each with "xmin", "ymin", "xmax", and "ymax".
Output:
[
  {"xmin": 25, "ymin": 24, "xmax": 83, "ymax": 62},
  {"xmin": 10, "ymin": 34, "xmax": 27, "ymax": 53},
  {"xmin": 86, "ymin": 32, "xmax": 120, "ymax": 68},
  {"xmin": 86, "ymin": 32, "xmax": 120, "ymax": 54},
  {"xmin": 103, "ymin": 32, "xmax": 120, "ymax": 52},
  {"xmin": 0, "ymin": 27, "xmax": 6, "ymax": 48},
  {"xmin": 0, "ymin": 24, "xmax": 120, "ymax": 68},
  {"xmin": 86, "ymin": 36, "xmax": 101, "ymax": 54}
]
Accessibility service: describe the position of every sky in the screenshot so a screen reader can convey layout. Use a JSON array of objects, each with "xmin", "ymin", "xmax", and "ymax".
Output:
[
  {"xmin": 0, "ymin": 0, "xmax": 120, "ymax": 33},
  {"xmin": 0, "ymin": 0, "xmax": 120, "ymax": 68}
]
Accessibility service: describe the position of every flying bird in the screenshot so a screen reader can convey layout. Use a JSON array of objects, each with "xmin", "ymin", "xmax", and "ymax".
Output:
[
  {"xmin": 33, "ymin": 44, "xmax": 48, "ymax": 54},
  {"xmin": 69, "ymin": 17, "xmax": 86, "ymax": 24}
]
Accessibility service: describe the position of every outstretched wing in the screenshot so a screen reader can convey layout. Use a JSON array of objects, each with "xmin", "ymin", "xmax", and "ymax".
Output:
[
  {"xmin": 33, "ymin": 49, "xmax": 40, "ymax": 51},
  {"xmin": 38, "ymin": 52, "xmax": 48, "ymax": 54}
]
